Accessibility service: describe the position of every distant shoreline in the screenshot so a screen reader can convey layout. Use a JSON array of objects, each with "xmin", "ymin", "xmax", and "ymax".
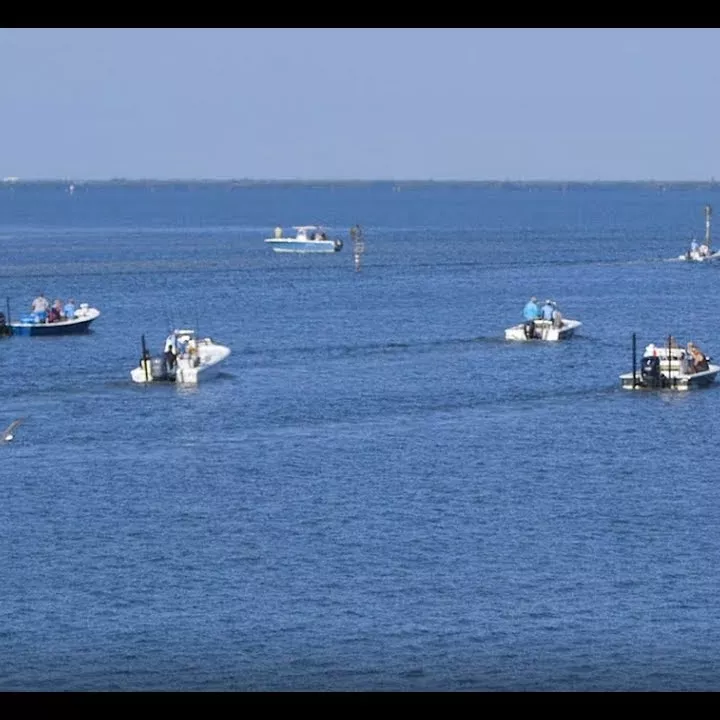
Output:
[{"xmin": 1, "ymin": 178, "xmax": 719, "ymax": 188}]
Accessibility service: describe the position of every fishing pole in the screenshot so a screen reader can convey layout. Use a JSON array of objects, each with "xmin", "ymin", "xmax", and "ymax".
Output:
[{"xmin": 141, "ymin": 334, "xmax": 149, "ymax": 382}]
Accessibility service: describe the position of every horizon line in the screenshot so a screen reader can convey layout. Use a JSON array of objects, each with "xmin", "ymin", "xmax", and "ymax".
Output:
[{"xmin": 1, "ymin": 177, "xmax": 718, "ymax": 184}]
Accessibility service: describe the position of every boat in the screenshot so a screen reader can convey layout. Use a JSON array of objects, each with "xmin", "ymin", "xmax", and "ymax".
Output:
[
  {"xmin": 619, "ymin": 334, "xmax": 720, "ymax": 390},
  {"xmin": 1, "ymin": 418, "xmax": 24, "ymax": 444},
  {"xmin": 9, "ymin": 302, "xmax": 100, "ymax": 336},
  {"xmin": 678, "ymin": 205, "xmax": 720, "ymax": 261},
  {"xmin": 505, "ymin": 318, "xmax": 582, "ymax": 342},
  {"xmin": 131, "ymin": 328, "xmax": 231, "ymax": 385},
  {"xmin": 264, "ymin": 225, "xmax": 343, "ymax": 253}
]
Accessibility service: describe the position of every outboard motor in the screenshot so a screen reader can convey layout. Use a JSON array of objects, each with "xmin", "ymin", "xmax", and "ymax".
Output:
[
  {"xmin": 0, "ymin": 311, "xmax": 9, "ymax": 337},
  {"xmin": 641, "ymin": 355, "xmax": 662, "ymax": 387},
  {"xmin": 150, "ymin": 356, "xmax": 169, "ymax": 381}
]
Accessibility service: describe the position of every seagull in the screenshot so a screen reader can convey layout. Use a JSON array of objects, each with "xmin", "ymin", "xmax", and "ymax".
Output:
[{"xmin": 1, "ymin": 418, "xmax": 24, "ymax": 444}]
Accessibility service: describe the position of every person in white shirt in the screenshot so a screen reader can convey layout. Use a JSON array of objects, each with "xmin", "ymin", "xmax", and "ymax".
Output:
[{"xmin": 31, "ymin": 293, "xmax": 49, "ymax": 313}]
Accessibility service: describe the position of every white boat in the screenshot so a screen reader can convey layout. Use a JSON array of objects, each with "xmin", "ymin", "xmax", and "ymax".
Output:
[
  {"xmin": 264, "ymin": 225, "xmax": 343, "ymax": 253},
  {"xmin": 679, "ymin": 246, "xmax": 720, "ymax": 262},
  {"xmin": 678, "ymin": 205, "xmax": 720, "ymax": 261},
  {"xmin": 505, "ymin": 318, "xmax": 582, "ymax": 342},
  {"xmin": 619, "ymin": 335, "xmax": 720, "ymax": 390},
  {"xmin": 131, "ymin": 328, "xmax": 231, "ymax": 385}
]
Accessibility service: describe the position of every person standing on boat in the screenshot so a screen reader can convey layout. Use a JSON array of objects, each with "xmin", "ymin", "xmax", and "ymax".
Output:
[
  {"xmin": 164, "ymin": 335, "xmax": 177, "ymax": 371},
  {"xmin": 31, "ymin": 293, "xmax": 49, "ymax": 322},
  {"xmin": 63, "ymin": 298, "xmax": 76, "ymax": 319},
  {"xmin": 522, "ymin": 297, "xmax": 540, "ymax": 339},
  {"xmin": 186, "ymin": 336, "xmax": 200, "ymax": 367},
  {"xmin": 540, "ymin": 299, "xmax": 554, "ymax": 322},
  {"xmin": 274, "ymin": 226, "xmax": 283, "ymax": 239},
  {"xmin": 31, "ymin": 293, "xmax": 48, "ymax": 313},
  {"xmin": 523, "ymin": 297, "xmax": 540, "ymax": 322},
  {"xmin": 551, "ymin": 303, "xmax": 563, "ymax": 328}
]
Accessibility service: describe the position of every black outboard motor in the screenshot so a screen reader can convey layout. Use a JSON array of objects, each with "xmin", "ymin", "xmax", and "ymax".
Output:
[
  {"xmin": 150, "ymin": 356, "xmax": 169, "ymax": 381},
  {"xmin": 0, "ymin": 311, "xmax": 9, "ymax": 337},
  {"xmin": 524, "ymin": 320, "xmax": 536, "ymax": 340},
  {"xmin": 641, "ymin": 355, "xmax": 662, "ymax": 387}
]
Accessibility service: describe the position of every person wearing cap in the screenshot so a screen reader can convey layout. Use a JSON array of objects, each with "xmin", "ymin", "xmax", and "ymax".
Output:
[{"xmin": 540, "ymin": 299, "xmax": 554, "ymax": 321}]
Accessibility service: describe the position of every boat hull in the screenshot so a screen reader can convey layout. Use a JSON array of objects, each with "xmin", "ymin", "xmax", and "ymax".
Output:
[
  {"xmin": 619, "ymin": 363, "xmax": 720, "ymax": 390},
  {"xmin": 504, "ymin": 319, "xmax": 581, "ymax": 342},
  {"xmin": 9, "ymin": 308, "xmax": 100, "ymax": 336},
  {"xmin": 678, "ymin": 251, "xmax": 720, "ymax": 262},
  {"xmin": 264, "ymin": 238, "xmax": 342, "ymax": 253}
]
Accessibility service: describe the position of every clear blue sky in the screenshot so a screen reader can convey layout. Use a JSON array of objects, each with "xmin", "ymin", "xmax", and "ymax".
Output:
[{"xmin": 1, "ymin": 28, "xmax": 719, "ymax": 181}]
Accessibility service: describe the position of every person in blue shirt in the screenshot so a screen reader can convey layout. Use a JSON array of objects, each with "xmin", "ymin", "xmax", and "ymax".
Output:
[
  {"xmin": 522, "ymin": 297, "xmax": 540, "ymax": 321},
  {"xmin": 541, "ymin": 299, "xmax": 555, "ymax": 321},
  {"xmin": 522, "ymin": 297, "xmax": 540, "ymax": 339},
  {"xmin": 63, "ymin": 298, "xmax": 76, "ymax": 319}
]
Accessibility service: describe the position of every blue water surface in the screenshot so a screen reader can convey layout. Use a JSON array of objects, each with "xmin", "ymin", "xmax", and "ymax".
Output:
[{"xmin": 2, "ymin": 180, "xmax": 720, "ymax": 691}]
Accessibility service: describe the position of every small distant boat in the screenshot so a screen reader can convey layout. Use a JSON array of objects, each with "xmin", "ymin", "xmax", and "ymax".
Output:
[
  {"xmin": 678, "ymin": 205, "xmax": 720, "ymax": 262},
  {"xmin": 505, "ymin": 318, "xmax": 582, "ymax": 342},
  {"xmin": 620, "ymin": 334, "xmax": 720, "ymax": 390},
  {"xmin": 264, "ymin": 225, "xmax": 343, "ymax": 253},
  {"xmin": 131, "ymin": 328, "xmax": 231, "ymax": 385},
  {"xmin": 9, "ymin": 303, "xmax": 100, "ymax": 336},
  {"xmin": 1, "ymin": 418, "xmax": 24, "ymax": 444}
]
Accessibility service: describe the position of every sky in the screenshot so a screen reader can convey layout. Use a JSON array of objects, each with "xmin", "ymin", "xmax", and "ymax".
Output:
[{"xmin": 0, "ymin": 27, "xmax": 719, "ymax": 182}]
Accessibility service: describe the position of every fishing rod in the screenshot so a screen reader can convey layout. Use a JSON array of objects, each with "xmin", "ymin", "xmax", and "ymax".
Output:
[{"xmin": 141, "ymin": 334, "xmax": 149, "ymax": 382}]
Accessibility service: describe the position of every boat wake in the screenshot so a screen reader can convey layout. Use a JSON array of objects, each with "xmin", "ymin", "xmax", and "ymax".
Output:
[{"xmin": 241, "ymin": 335, "xmax": 510, "ymax": 366}]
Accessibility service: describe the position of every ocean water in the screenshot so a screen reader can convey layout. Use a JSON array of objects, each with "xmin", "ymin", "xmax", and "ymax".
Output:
[{"xmin": 2, "ymin": 180, "xmax": 720, "ymax": 691}]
